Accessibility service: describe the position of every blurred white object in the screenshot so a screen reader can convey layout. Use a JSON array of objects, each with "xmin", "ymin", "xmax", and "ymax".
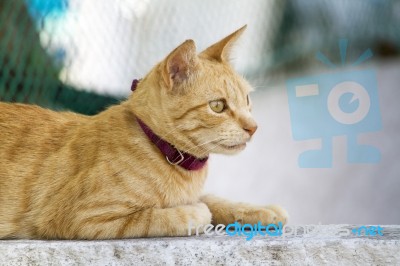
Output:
[{"xmin": 51, "ymin": 0, "xmax": 281, "ymax": 96}]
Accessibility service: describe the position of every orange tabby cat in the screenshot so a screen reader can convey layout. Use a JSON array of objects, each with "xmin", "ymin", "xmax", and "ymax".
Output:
[{"xmin": 0, "ymin": 26, "xmax": 288, "ymax": 239}]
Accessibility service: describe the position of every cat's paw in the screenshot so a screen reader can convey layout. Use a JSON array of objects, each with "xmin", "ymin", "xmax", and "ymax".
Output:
[
  {"xmin": 265, "ymin": 205, "xmax": 289, "ymax": 225},
  {"xmin": 146, "ymin": 202, "xmax": 212, "ymax": 237},
  {"xmin": 186, "ymin": 202, "xmax": 212, "ymax": 234},
  {"xmin": 236, "ymin": 205, "xmax": 288, "ymax": 226}
]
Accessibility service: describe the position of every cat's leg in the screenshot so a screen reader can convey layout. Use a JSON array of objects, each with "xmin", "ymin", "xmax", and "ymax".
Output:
[
  {"xmin": 200, "ymin": 194, "xmax": 288, "ymax": 226},
  {"xmin": 64, "ymin": 202, "xmax": 211, "ymax": 239}
]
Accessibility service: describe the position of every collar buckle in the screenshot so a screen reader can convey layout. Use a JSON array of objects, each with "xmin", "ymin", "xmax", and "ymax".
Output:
[{"xmin": 166, "ymin": 149, "xmax": 185, "ymax": 165}]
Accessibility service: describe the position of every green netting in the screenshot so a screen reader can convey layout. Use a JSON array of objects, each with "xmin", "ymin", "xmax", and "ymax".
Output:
[
  {"xmin": 0, "ymin": 0, "xmax": 119, "ymax": 115},
  {"xmin": 1, "ymin": 0, "xmax": 398, "ymax": 114}
]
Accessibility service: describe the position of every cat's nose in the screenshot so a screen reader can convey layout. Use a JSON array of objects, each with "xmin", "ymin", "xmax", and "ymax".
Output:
[{"xmin": 244, "ymin": 123, "xmax": 257, "ymax": 137}]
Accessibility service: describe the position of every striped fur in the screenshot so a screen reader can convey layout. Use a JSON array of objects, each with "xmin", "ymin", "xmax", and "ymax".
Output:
[{"xmin": 0, "ymin": 26, "xmax": 287, "ymax": 239}]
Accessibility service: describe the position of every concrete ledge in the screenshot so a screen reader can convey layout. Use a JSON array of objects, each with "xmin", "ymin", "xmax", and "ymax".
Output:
[{"xmin": 1, "ymin": 225, "xmax": 399, "ymax": 265}]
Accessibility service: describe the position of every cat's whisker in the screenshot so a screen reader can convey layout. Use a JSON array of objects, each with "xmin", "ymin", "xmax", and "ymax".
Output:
[
  {"xmin": 186, "ymin": 141, "xmax": 223, "ymax": 168},
  {"xmin": 179, "ymin": 140, "xmax": 218, "ymax": 164},
  {"xmin": 203, "ymin": 141, "xmax": 223, "ymax": 154},
  {"xmin": 180, "ymin": 137, "xmax": 221, "ymax": 162},
  {"xmin": 153, "ymin": 124, "xmax": 217, "ymax": 153},
  {"xmin": 151, "ymin": 124, "xmax": 186, "ymax": 146},
  {"xmin": 186, "ymin": 135, "xmax": 222, "ymax": 152},
  {"xmin": 252, "ymin": 85, "xmax": 265, "ymax": 90}
]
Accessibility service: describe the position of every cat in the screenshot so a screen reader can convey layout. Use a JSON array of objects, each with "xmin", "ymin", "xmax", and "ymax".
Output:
[{"xmin": 0, "ymin": 25, "xmax": 288, "ymax": 239}]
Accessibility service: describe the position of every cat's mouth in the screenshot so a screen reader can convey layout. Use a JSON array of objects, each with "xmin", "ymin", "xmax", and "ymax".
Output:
[
  {"xmin": 220, "ymin": 143, "xmax": 246, "ymax": 151},
  {"xmin": 209, "ymin": 140, "xmax": 248, "ymax": 154}
]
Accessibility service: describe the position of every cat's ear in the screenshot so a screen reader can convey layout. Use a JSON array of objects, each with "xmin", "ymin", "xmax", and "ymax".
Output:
[
  {"xmin": 200, "ymin": 25, "xmax": 247, "ymax": 62},
  {"xmin": 162, "ymin": 39, "xmax": 198, "ymax": 89}
]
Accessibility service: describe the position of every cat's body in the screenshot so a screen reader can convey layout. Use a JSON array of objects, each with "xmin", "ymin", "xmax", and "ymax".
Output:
[
  {"xmin": 0, "ymin": 26, "xmax": 288, "ymax": 239},
  {"xmin": 0, "ymin": 102, "xmax": 208, "ymax": 239}
]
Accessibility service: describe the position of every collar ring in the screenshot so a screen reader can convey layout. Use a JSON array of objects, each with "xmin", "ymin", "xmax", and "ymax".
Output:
[{"xmin": 166, "ymin": 149, "xmax": 185, "ymax": 165}]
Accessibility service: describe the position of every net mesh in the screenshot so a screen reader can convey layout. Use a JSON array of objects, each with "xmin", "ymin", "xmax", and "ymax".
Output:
[
  {"xmin": 0, "ymin": 0, "xmax": 399, "ymax": 114},
  {"xmin": 0, "ymin": 0, "xmax": 120, "ymax": 114}
]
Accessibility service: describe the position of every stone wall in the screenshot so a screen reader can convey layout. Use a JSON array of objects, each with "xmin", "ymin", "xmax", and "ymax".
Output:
[{"xmin": 0, "ymin": 225, "xmax": 399, "ymax": 265}]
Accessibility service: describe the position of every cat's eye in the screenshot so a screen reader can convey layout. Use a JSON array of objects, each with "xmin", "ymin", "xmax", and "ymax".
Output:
[
  {"xmin": 246, "ymin": 95, "xmax": 250, "ymax": 106},
  {"xmin": 209, "ymin": 100, "xmax": 226, "ymax": 113}
]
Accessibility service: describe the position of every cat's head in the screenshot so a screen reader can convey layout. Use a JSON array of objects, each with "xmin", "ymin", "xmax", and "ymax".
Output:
[{"xmin": 130, "ymin": 25, "xmax": 257, "ymax": 158}]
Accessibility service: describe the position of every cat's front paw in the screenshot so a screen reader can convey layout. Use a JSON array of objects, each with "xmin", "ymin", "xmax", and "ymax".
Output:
[
  {"xmin": 186, "ymin": 202, "xmax": 212, "ymax": 235},
  {"xmin": 237, "ymin": 205, "xmax": 288, "ymax": 226},
  {"xmin": 265, "ymin": 205, "xmax": 289, "ymax": 225}
]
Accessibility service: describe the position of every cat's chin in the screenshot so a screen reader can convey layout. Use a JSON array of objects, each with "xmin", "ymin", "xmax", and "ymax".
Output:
[{"xmin": 216, "ymin": 143, "xmax": 247, "ymax": 155}]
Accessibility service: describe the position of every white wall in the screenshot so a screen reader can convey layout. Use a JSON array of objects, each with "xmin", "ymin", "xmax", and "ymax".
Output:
[{"xmin": 206, "ymin": 58, "xmax": 400, "ymax": 225}]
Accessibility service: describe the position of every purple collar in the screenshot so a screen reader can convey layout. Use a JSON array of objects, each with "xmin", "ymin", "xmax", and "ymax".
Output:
[{"xmin": 131, "ymin": 79, "xmax": 208, "ymax": 171}]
